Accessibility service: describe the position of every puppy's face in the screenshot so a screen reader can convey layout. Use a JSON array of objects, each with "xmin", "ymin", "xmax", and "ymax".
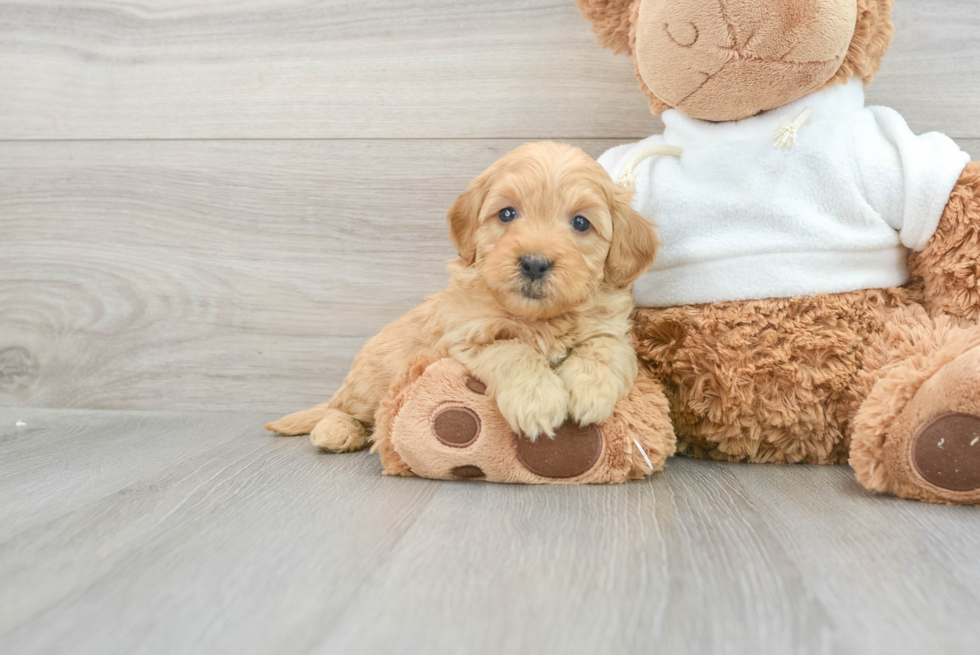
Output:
[{"xmin": 448, "ymin": 142, "xmax": 658, "ymax": 319}]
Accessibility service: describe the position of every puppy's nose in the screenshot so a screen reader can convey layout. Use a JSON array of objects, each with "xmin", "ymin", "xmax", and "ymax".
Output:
[{"xmin": 519, "ymin": 256, "xmax": 553, "ymax": 282}]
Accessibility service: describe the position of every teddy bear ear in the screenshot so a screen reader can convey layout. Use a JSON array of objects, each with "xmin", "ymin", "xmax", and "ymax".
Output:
[
  {"xmin": 827, "ymin": 0, "xmax": 895, "ymax": 88},
  {"xmin": 575, "ymin": 0, "xmax": 636, "ymax": 55}
]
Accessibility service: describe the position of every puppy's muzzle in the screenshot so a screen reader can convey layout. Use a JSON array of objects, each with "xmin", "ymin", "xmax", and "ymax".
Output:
[{"xmin": 519, "ymin": 256, "xmax": 553, "ymax": 282}]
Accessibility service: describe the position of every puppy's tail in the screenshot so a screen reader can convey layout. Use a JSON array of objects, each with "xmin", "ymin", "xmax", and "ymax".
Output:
[{"xmin": 265, "ymin": 403, "xmax": 331, "ymax": 436}]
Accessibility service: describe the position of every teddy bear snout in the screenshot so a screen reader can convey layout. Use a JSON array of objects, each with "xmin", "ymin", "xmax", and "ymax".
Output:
[{"xmin": 634, "ymin": 0, "xmax": 857, "ymax": 121}]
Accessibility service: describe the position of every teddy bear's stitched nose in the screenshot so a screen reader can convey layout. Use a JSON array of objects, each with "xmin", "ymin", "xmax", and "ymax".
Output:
[
  {"xmin": 666, "ymin": 21, "xmax": 698, "ymax": 47},
  {"xmin": 633, "ymin": 0, "xmax": 857, "ymax": 121}
]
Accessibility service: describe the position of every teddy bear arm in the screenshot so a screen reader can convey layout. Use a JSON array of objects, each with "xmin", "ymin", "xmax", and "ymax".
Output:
[
  {"xmin": 371, "ymin": 353, "xmax": 438, "ymax": 476},
  {"xmin": 910, "ymin": 161, "xmax": 980, "ymax": 323}
]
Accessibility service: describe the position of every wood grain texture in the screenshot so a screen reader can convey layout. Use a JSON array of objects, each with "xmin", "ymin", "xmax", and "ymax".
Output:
[
  {"xmin": 0, "ymin": 0, "xmax": 978, "ymax": 140},
  {"xmin": 0, "ymin": 138, "xmax": 625, "ymax": 411},
  {"xmin": 3, "ymin": 138, "xmax": 978, "ymax": 412},
  {"xmin": 1, "ymin": 408, "xmax": 979, "ymax": 655}
]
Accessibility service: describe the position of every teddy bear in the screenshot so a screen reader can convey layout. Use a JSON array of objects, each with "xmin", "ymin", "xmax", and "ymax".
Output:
[{"xmin": 574, "ymin": 0, "xmax": 980, "ymax": 505}]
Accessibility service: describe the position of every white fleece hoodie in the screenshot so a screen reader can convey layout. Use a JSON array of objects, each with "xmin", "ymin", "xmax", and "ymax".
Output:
[{"xmin": 599, "ymin": 78, "xmax": 971, "ymax": 307}]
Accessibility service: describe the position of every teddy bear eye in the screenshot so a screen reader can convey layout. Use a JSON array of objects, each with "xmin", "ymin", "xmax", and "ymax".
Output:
[
  {"xmin": 498, "ymin": 207, "xmax": 518, "ymax": 223},
  {"xmin": 571, "ymin": 216, "xmax": 591, "ymax": 233}
]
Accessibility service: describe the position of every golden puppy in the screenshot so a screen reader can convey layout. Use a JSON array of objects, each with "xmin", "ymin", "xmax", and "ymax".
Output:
[{"xmin": 267, "ymin": 142, "xmax": 658, "ymax": 450}]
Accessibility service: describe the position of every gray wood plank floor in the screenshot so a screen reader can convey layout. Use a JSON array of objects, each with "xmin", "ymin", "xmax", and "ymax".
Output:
[
  {"xmin": 2, "ymin": 0, "xmax": 979, "ymax": 413},
  {"xmin": 2, "ymin": 408, "xmax": 979, "ymax": 655}
]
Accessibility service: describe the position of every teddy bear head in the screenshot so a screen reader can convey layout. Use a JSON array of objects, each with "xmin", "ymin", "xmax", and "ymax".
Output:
[{"xmin": 577, "ymin": 0, "xmax": 895, "ymax": 121}]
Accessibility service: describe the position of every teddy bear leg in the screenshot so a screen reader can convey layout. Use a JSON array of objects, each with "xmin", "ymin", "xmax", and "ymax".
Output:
[
  {"xmin": 382, "ymin": 358, "xmax": 674, "ymax": 483},
  {"xmin": 849, "ymin": 314, "xmax": 980, "ymax": 505},
  {"xmin": 910, "ymin": 161, "xmax": 980, "ymax": 323},
  {"xmin": 616, "ymin": 370, "xmax": 677, "ymax": 478}
]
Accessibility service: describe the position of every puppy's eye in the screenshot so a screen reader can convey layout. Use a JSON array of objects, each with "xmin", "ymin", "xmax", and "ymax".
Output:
[
  {"xmin": 571, "ymin": 216, "xmax": 591, "ymax": 233},
  {"xmin": 499, "ymin": 207, "xmax": 518, "ymax": 223}
]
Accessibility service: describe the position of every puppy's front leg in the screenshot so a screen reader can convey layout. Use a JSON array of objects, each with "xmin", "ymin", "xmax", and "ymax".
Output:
[
  {"xmin": 557, "ymin": 335, "xmax": 638, "ymax": 426},
  {"xmin": 452, "ymin": 340, "xmax": 568, "ymax": 440}
]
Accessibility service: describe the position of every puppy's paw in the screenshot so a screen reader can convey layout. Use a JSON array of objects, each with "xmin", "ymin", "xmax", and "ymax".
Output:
[
  {"xmin": 558, "ymin": 358, "xmax": 624, "ymax": 426},
  {"xmin": 309, "ymin": 409, "xmax": 370, "ymax": 452},
  {"xmin": 495, "ymin": 371, "xmax": 568, "ymax": 440}
]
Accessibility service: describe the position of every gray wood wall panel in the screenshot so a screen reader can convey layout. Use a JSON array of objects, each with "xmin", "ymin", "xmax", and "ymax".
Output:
[
  {"xmin": 0, "ymin": 139, "xmax": 624, "ymax": 411},
  {"xmin": 0, "ymin": 0, "xmax": 977, "ymax": 140}
]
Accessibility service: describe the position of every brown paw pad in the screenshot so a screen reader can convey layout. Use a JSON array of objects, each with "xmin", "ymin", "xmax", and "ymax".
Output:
[
  {"xmin": 513, "ymin": 421, "xmax": 602, "ymax": 479},
  {"xmin": 912, "ymin": 412, "xmax": 980, "ymax": 492},
  {"xmin": 432, "ymin": 406, "xmax": 481, "ymax": 448},
  {"xmin": 465, "ymin": 376, "xmax": 487, "ymax": 395},
  {"xmin": 451, "ymin": 465, "xmax": 486, "ymax": 480}
]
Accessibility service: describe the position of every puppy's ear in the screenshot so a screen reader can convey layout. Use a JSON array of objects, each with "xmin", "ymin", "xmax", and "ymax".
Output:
[
  {"xmin": 605, "ymin": 185, "xmax": 658, "ymax": 287},
  {"xmin": 576, "ymin": 0, "xmax": 636, "ymax": 54},
  {"xmin": 447, "ymin": 180, "xmax": 486, "ymax": 266}
]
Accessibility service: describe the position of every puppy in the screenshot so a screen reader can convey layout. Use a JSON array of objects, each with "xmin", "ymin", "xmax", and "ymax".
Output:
[{"xmin": 266, "ymin": 142, "xmax": 658, "ymax": 450}]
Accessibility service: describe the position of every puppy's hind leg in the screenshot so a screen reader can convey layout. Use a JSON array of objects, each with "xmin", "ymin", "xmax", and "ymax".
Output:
[
  {"xmin": 266, "ymin": 401, "xmax": 371, "ymax": 452},
  {"xmin": 266, "ymin": 385, "xmax": 372, "ymax": 452},
  {"xmin": 267, "ymin": 304, "xmax": 427, "ymax": 450},
  {"xmin": 305, "ymin": 373, "xmax": 380, "ymax": 451},
  {"xmin": 309, "ymin": 408, "xmax": 370, "ymax": 452},
  {"xmin": 265, "ymin": 404, "xmax": 331, "ymax": 436}
]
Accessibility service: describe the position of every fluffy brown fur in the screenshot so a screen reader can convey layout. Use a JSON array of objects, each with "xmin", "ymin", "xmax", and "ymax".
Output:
[
  {"xmin": 910, "ymin": 162, "xmax": 980, "ymax": 324},
  {"xmin": 632, "ymin": 288, "xmax": 980, "ymax": 484},
  {"xmin": 575, "ymin": 0, "xmax": 636, "ymax": 54},
  {"xmin": 267, "ymin": 142, "xmax": 659, "ymax": 449},
  {"xmin": 850, "ymin": 327, "xmax": 980, "ymax": 504},
  {"xmin": 826, "ymin": 0, "xmax": 895, "ymax": 88},
  {"xmin": 633, "ymin": 288, "xmax": 914, "ymax": 465}
]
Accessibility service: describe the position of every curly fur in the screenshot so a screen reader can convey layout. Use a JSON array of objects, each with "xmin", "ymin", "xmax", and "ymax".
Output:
[
  {"xmin": 269, "ymin": 142, "xmax": 659, "ymax": 449},
  {"xmin": 621, "ymin": 370, "xmax": 677, "ymax": 477},
  {"xmin": 371, "ymin": 353, "xmax": 437, "ymax": 477},
  {"xmin": 909, "ymin": 162, "xmax": 980, "ymax": 323},
  {"xmin": 575, "ymin": 0, "xmax": 636, "ymax": 54},
  {"xmin": 632, "ymin": 285, "xmax": 980, "ymax": 475},
  {"xmin": 825, "ymin": 0, "xmax": 896, "ymax": 90},
  {"xmin": 632, "ymin": 288, "xmax": 918, "ymax": 465},
  {"xmin": 849, "ymin": 326, "xmax": 980, "ymax": 503}
]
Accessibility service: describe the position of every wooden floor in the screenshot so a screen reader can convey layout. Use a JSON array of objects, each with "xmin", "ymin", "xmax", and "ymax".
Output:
[{"xmin": 2, "ymin": 408, "xmax": 979, "ymax": 655}]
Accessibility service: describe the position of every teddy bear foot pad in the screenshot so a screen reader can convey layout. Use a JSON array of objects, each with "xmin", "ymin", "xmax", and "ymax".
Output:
[
  {"xmin": 912, "ymin": 412, "xmax": 980, "ymax": 492},
  {"xmin": 376, "ymin": 358, "xmax": 669, "ymax": 484},
  {"xmin": 439, "ymin": 420, "xmax": 603, "ymax": 481}
]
